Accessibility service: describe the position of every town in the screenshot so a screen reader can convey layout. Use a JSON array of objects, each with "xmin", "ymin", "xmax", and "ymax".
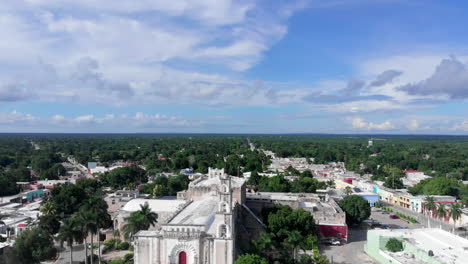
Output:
[
  {"xmin": 1, "ymin": 0, "xmax": 468, "ymax": 263},
  {"xmin": 0, "ymin": 134, "xmax": 467, "ymax": 264}
]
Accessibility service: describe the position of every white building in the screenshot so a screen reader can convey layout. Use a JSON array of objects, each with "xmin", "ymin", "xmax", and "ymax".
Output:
[{"xmin": 134, "ymin": 168, "xmax": 246, "ymax": 264}]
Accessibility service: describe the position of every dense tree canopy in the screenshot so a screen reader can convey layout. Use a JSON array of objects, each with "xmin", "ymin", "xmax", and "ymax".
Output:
[
  {"xmin": 252, "ymin": 206, "xmax": 319, "ymax": 263},
  {"xmin": 339, "ymin": 195, "xmax": 371, "ymax": 225},
  {"xmin": 9, "ymin": 227, "xmax": 56, "ymax": 263},
  {"xmin": 235, "ymin": 254, "xmax": 269, "ymax": 264}
]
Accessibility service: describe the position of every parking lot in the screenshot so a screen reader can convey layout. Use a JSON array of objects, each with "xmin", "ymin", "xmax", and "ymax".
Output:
[
  {"xmin": 320, "ymin": 208, "xmax": 423, "ymax": 264},
  {"xmin": 320, "ymin": 227, "xmax": 375, "ymax": 264}
]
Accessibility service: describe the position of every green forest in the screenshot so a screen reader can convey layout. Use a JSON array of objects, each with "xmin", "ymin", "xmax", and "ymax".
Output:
[{"xmin": 0, "ymin": 134, "xmax": 467, "ymax": 200}]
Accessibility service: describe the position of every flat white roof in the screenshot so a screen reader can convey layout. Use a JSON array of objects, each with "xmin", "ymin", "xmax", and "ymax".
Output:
[
  {"xmin": 122, "ymin": 198, "xmax": 187, "ymax": 213},
  {"xmin": 372, "ymin": 228, "xmax": 468, "ymax": 264}
]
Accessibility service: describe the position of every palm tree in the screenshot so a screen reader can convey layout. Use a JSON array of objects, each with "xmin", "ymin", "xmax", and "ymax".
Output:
[
  {"xmin": 75, "ymin": 211, "xmax": 98, "ymax": 264},
  {"xmin": 435, "ymin": 204, "xmax": 447, "ymax": 220},
  {"xmin": 123, "ymin": 212, "xmax": 145, "ymax": 240},
  {"xmin": 57, "ymin": 218, "xmax": 84, "ymax": 264},
  {"xmin": 449, "ymin": 203, "xmax": 462, "ymax": 231},
  {"xmin": 424, "ymin": 196, "xmax": 436, "ymax": 218},
  {"xmin": 40, "ymin": 201, "xmax": 57, "ymax": 216},
  {"xmin": 80, "ymin": 195, "xmax": 112, "ymax": 264},
  {"xmin": 138, "ymin": 202, "xmax": 158, "ymax": 229},
  {"xmin": 122, "ymin": 202, "xmax": 158, "ymax": 240}
]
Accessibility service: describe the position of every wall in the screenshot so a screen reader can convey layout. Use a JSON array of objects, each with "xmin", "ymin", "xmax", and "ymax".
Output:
[{"xmin": 318, "ymin": 224, "xmax": 348, "ymax": 240}]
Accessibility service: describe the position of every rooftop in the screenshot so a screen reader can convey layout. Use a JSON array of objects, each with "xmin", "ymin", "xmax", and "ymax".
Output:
[
  {"xmin": 372, "ymin": 228, "xmax": 468, "ymax": 264},
  {"xmin": 169, "ymin": 197, "xmax": 218, "ymax": 229},
  {"xmin": 121, "ymin": 198, "xmax": 187, "ymax": 213}
]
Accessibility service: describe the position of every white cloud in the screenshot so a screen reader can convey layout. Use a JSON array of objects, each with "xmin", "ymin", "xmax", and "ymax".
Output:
[
  {"xmin": 453, "ymin": 120, "xmax": 468, "ymax": 131},
  {"xmin": 351, "ymin": 117, "xmax": 394, "ymax": 130},
  {"xmin": 407, "ymin": 120, "xmax": 420, "ymax": 130},
  {"xmin": 0, "ymin": 111, "xmax": 36, "ymax": 123},
  {"xmin": 352, "ymin": 117, "xmax": 367, "ymax": 129},
  {"xmin": 0, "ymin": 111, "xmax": 202, "ymax": 132}
]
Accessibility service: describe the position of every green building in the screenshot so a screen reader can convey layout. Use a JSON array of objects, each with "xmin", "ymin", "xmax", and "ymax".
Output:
[{"xmin": 364, "ymin": 228, "xmax": 468, "ymax": 264}]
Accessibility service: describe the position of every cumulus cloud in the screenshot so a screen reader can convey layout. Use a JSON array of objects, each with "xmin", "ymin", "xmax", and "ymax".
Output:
[
  {"xmin": 398, "ymin": 57, "xmax": 468, "ymax": 99},
  {"xmin": 351, "ymin": 117, "xmax": 394, "ymax": 130},
  {"xmin": 0, "ymin": 111, "xmax": 202, "ymax": 132},
  {"xmin": 407, "ymin": 120, "xmax": 420, "ymax": 130},
  {"xmin": 453, "ymin": 120, "xmax": 468, "ymax": 131},
  {"xmin": 370, "ymin": 70, "xmax": 403, "ymax": 87}
]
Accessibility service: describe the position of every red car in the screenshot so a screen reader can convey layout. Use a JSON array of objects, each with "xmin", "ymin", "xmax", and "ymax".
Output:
[{"xmin": 389, "ymin": 214, "xmax": 400, "ymax": 219}]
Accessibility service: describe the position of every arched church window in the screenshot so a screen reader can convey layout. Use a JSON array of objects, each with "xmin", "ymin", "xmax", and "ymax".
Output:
[{"xmin": 221, "ymin": 184, "xmax": 229, "ymax": 193}]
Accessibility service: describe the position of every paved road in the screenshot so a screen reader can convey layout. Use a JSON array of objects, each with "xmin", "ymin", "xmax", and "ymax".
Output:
[
  {"xmin": 56, "ymin": 244, "xmax": 87, "ymax": 264},
  {"xmin": 379, "ymin": 202, "xmax": 458, "ymax": 234}
]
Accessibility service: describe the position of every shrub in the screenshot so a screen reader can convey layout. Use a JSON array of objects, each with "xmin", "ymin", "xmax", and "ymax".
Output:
[
  {"xmin": 386, "ymin": 238, "xmax": 403, "ymax": 252},
  {"xmin": 117, "ymin": 241, "xmax": 130, "ymax": 250},
  {"xmin": 123, "ymin": 253, "xmax": 134, "ymax": 262},
  {"xmin": 108, "ymin": 260, "xmax": 125, "ymax": 264}
]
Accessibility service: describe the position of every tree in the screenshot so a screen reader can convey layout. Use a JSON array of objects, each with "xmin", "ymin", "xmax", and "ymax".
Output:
[
  {"xmin": 424, "ymin": 196, "xmax": 437, "ymax": 218},
  {"xmin": 284, "ymin": 230, "xmax": 303, "ymax": 260},
  {"xmin": 326, "ymin": 180, "xmax": 335, "ymax": 189},
  {"xmin": 10, "ymin": 227, "xmax": 56, "ymax": 264},
  {"xmin": 152, "ymin": 184, "xmax": 167, "ymax": 198},
  {"xmin": 76, "ymin": 210, "xmax": 98, "ymax": 264},
  {"xmin": 344, "ymin": 186, "xmax": 352, "ymax": 196},
  {"xmin": 247, "ymin": 171, "xmax": 261, "ymax": 187},
  {"xmin": 235, "ymin": 254, "xmax": 268, "ymax": 264},
  {"xmin": 138, "ymin": 202, "xmax": 158, "ymax": 230},
  {"xmin": 339, "ymin": 195, "xmax": 371, "ymax": 225},
  {"xmin": 123, "ymin": 202, "xmax": 158, "ymax": 240},
  {"xmin": 301, "ymin": 170, "xmax": 313, "ymax": 178},
  {"xmin": 435, "ymin": 204, "xmax": 446, "ymax": 220},
  {"xmin": 385, "ymin": 238, "xmax": 403, "ymax": 252},
  {"xmin": 123, "ymin": 212, "xmax": 145, "ymax": 240},
  {"xmin": 38, "ymin": 215, "xmax": 61, "ymax": 235},
  {"xmin": 57, "ymin": 218, "xmax": 84, "ymax": 264},
  {"xmin": 449, "ymin": 203, "xmax": 462, "ymax": 230},
  {"xmin": 254, "ymin": 206, "xmax": 318, "ymax": 262},
  {"xmin": 49, "ymin": 184, "xmax": 88, "ymax": 216},
  {"xmin": 40, "ymin": 201, "xmax": 57, "ymax": 216},
  {"xmin": 383, "ymin": 175, "xmax": 404, "ymax": 189},
  {"xmin": 80, "ymin": 196, "xmax": 112, "ymax": 264}
]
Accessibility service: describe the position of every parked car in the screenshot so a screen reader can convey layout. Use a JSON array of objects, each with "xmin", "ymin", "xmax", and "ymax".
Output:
[
  {"xmin": 327, "ymin": 238, "xmax": 341, "ymax": 246},
  {"xmin": 381, "ymin": 211, "xmax": 389, "ymax": 214},
  {"xmin": 389, "ymin": 214, "xmax": 400, "ymax": 219}
]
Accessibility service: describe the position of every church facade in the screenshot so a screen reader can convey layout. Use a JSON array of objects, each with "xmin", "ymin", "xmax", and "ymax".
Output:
[{"xmin": 134, "ymin": 168, "xmax": 246, "ymax": 264}]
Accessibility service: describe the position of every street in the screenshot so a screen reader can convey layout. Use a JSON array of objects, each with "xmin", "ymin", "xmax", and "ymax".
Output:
[{"xmin": 55, "ymin": 244, "xmax": 87, "ymax": 264}]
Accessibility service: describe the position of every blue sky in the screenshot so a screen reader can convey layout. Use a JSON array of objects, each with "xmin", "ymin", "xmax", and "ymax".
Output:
[{"xmin": 0, "ymin": 0, "xmax": 467, "ymax": 134}]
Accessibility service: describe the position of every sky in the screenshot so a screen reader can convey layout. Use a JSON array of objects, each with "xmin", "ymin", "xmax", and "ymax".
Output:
[{"xmin": 0, "ymin": 0, "xmax": 467, "ymax": 134}]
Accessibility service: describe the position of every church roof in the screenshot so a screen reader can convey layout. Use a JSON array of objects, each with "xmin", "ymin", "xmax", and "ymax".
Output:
[
  {"xmin": 193, "ymin": 175, "xmax": 245, "ymax": 188},
  {"xmin": 122, "ymin": 198, "xmax": 187, "ymax": 213},
  {"xmin": 169, "ymin": 197, "xmax": 218, "ymax": 229}
]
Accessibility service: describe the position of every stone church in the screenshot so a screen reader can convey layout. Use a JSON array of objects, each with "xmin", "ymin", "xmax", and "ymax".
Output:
[{"xmin": 134, "ymin": 168, "xmax": 246, "ymax": 264}]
